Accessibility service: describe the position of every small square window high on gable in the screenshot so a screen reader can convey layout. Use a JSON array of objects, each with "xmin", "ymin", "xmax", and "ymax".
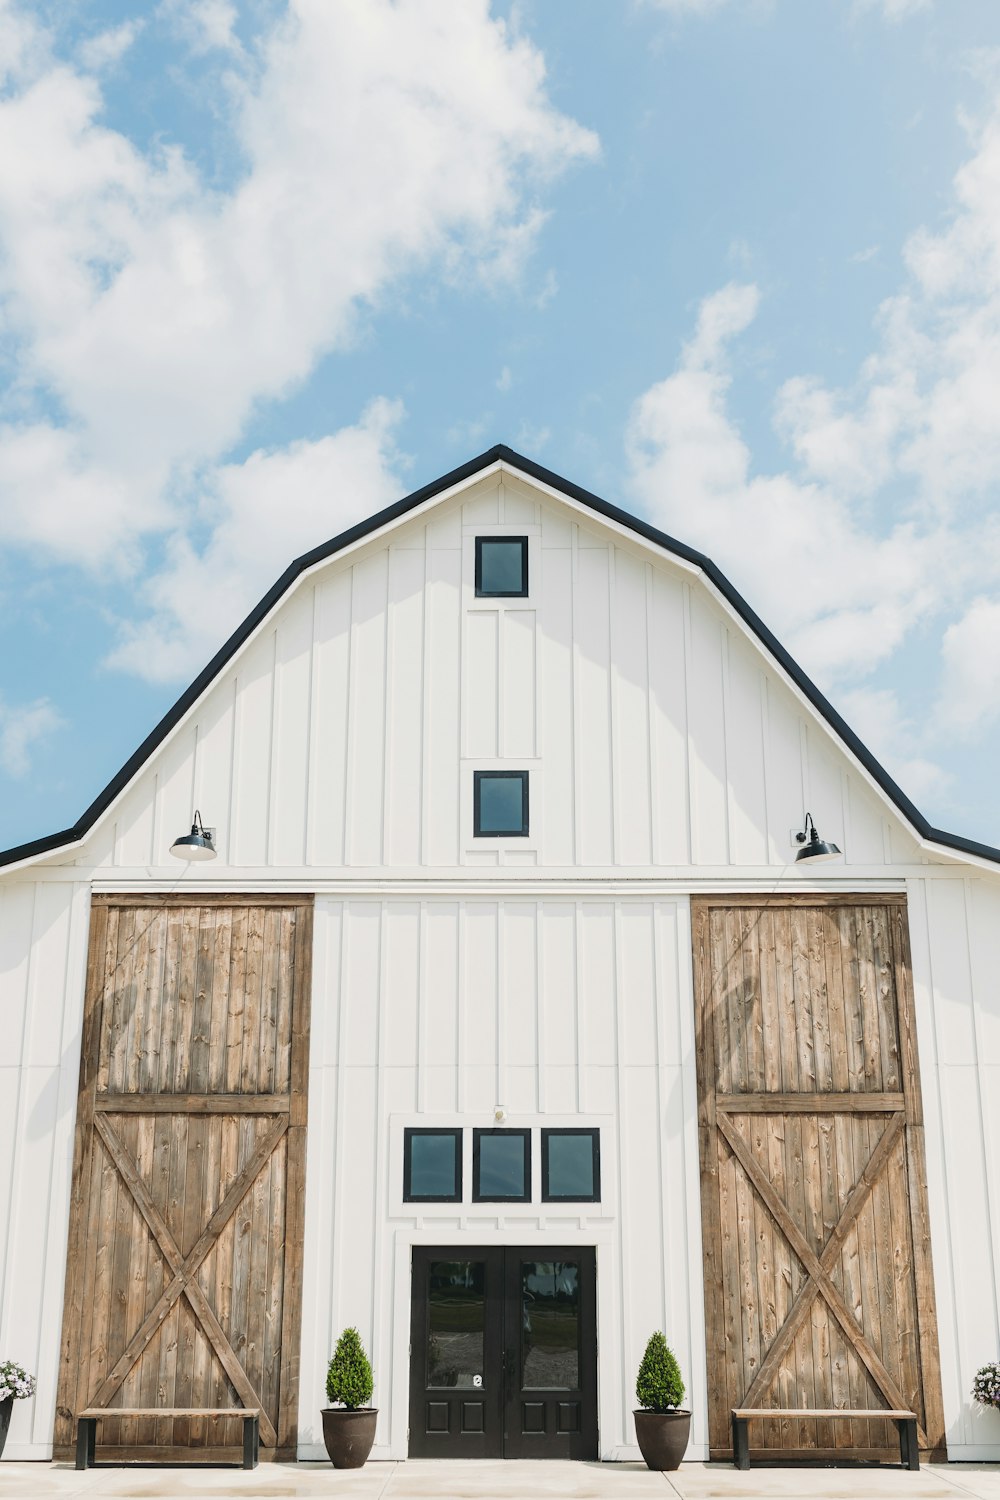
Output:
[
  {"xmin": 473, "ymin": 771, "xmax": 529, "ymax": 838},
  {"xmin": 475, "ymin": 536, "xmax": 528, "ymax": 597}
]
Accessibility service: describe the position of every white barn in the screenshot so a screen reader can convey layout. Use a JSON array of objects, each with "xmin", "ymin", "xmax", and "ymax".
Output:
[{"xmin": 1, "ymin": 445, "xmax": 998, "ymax": 1467}]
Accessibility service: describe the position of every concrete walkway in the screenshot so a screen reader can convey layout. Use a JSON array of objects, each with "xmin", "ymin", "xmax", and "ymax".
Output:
[{"xmin": 0, "ymin": 1462, "xmax": 997, "ymax": 1500}]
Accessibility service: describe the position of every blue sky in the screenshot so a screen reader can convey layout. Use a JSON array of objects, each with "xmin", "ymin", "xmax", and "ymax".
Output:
[{"xmin": 2, "ymin": 0, "xmax": 1000, "ymax": 852}]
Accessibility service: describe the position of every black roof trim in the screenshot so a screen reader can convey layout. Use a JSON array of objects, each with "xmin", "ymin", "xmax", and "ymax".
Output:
[{"xmin": 3, "ymin": 442, "xmax": 998, "ymax": 869}]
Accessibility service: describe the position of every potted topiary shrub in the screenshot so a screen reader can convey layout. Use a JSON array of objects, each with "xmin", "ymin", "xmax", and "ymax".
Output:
[
  {"xmin": 321, "ymin": 1327, "xmax": 377, "ymax": 1468},
  {"xmin": 633, "ymin": 1331, "xmax": 690, "ymax": 1470},
  {"xmin": 0, "ymin": 1360, "xmax": 36, "ymax": 1461}
]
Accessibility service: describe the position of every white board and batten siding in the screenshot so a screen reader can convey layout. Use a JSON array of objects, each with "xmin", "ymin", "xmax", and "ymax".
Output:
[
  {"xmin": 0, "ymin": 880, "xmax": 90, "ymax": 1461},
  {"xmin": 908, "ymin": 876, "xmax": 1000, "ymax": 1460},
  {"xmin": 296, "ymin": 894, "xmax": 707, "ymax": 1462},
  {"xmin": 0, "ymin": 462, "xmax": 998, "ymax": 1460},
  {"xmin": 73, "ymin": 472, "xmax": 918, "ymax": 877}
]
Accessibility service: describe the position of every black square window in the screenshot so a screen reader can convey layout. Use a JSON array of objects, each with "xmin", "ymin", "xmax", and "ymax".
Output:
[
  {"xmin": 541, "ymin": 1129, "xmax": 600, "ymax": 1203},
  {"xmin": 472, "ymin": 1128, "xmax": 531, "ymax": 1202},
  {"xmin": 474, "ymin": 770, "xmax": 529, "ymax": 838},
  {"xmin": 404, "ymin": 1128, "xmax": 463, "ymax": 1202},
  {"xmin": 475, "ymin": 536, "xmax": 528, "ymax": 597}
]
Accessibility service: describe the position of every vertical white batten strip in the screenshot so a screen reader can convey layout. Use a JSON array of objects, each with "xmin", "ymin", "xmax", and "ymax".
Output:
[
  {"xmin": 574, "ymin": 900, "xmax": 585, "ymax": 1113},
  {"xmin": 608, "ymin": 545, "xmax": 620, "ymax": 866},
  {"xmin": 759, "ymin": 671, "xmax": 774, "ymax": 864},
  {"xmin": 331, "ymin": 899, "xmax": 352, "ymax": 1325},
  {"xmin": 382, "ymin": 556, "xmax": 395, "ymax": 867},
  {"xmin": 675, "ymin": 894, "xmax": 709, "ymax": 1454},
  {"xmin": 264, "ymin": 629, "xmax": 279, "ymax": 865},
  {"xmin": 915, "ymin": 880, "xmax": 967, "ymax": 1444},
  {"xmin": 570, "ymin": 524, "xmax": 582, "ymax": 865},
  {"xmin": 612, "ymin": 901, "xmax": 631, "ymax": 1443},
  {"xmin": 680, "ymin": 584, "xmax": 694, "ymax": 865},
  {"xmin": 457, "ymin": 901, "xmax": 467, "ymax": 1113},
  {"xmin": 300, "ymin": 584, "xmax": 317, "ymax": 867},
  {"xmin": 0, "ymin": 881, "xmax": 37, "ymax": 1356},
  {"xmin": 962, "ymin": 878, "xmax": 1000, "ymax": 1338},
  {"xmin": 535, "ymin": 906, "xmax": 545, "ymax": 1113},
  {"xmin": 719, "ymin": 624, "xmax": 733, "ymax": 866},
  {"xmin": 371, "ymin": 901, "xmax": 389, "ymax": 1444},
  {"xmin": 645, "ymin": 564, "xmax": 661, "ymax": 868},
  {"xmin": 651, "ymin": 901, "xmax": 668, "ymax": 1329},
  {"xmin": 341, "ymin": 568, "xmax": 356, "ymax": 866},
  {"xmin": 416, "ymin": 901, "xmax": 427, "ymax": 1113},
  {"xmin": 31, "ymin": 883, "xmax": 89, "ymax": 1445},
  {"xmin": 419, "ymin": 528, "xmax": 430, "ymax": 866},
  {"xmin": 496, "ymin": 901, "xmax": 506, "ymax": 1111}
]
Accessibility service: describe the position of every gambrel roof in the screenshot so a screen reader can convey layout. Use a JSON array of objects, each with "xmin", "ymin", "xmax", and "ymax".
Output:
[{"xmin": 3, "ymin": 443, "xmax": 997, "ymax": 869}]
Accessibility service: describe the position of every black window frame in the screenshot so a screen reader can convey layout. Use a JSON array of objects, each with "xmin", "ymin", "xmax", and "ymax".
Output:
[
  {"xmin": 541, "ymin": 1127, "xmax": 601, "ymax": 1204},
  {"xmin": 403, "ymin": 1126, "xmax": 463, "ymax": 1203},
  {"xmin": 473, "ymin": 769, "xmax": 529, "ymax": 838},
  {"xmin": 472, "ymin": 1127, "xmax": 532, "ymax": 1203},
  {"xmin": 474, "ymin": 535, "xmax": 529, "ymax": 598}
]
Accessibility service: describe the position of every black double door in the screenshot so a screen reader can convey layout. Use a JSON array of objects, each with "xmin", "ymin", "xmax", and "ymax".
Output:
[{"xmin": 409, "ymin": 1246, "xmax": 597, "ymax": 1459}]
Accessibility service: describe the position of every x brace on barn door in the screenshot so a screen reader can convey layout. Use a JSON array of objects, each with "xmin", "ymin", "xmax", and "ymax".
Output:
[
  {"xmin": 715, "ymin": 1103, "xmax": 925, "ymax": 1447},
  {"xmin": 84, "ymin": 1111, "xmax": 286, "ymax": 1447}
]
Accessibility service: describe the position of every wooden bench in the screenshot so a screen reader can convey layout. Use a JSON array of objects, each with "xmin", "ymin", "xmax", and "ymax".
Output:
[
  {"xmin": 75, "ymin": 1408, "xmax": 260, "ymax": 1470},
  {"xmin": 731, "ymin": 1408, "xmax": 920, "ymax": 1471}
]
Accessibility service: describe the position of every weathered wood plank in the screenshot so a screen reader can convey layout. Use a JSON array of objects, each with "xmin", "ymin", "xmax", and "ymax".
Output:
[
  {"xmin": 693, "ymin": 900, "xmax": 944, "ymax": 1463},
  {"xmin": 56, "ymin": 899, "xmax": 312, "ymax": 1462},
  {"xmin": 95, "ymin": 1093, "xmax": 291, "ymax": 1113},
  {"xmin": 717, "ymin": 1094, "xmax": 905, "ymax": 1113}
]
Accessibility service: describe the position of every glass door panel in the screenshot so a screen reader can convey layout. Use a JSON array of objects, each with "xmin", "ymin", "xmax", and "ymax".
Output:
[
  {"xmin": 427, "ymin": 1260, "xmax": 485, "ymax": 1387},
  {"xmin": 520, "ymin": 1260, "xmax": 580, "ymax": 1390},
  {"xmin": 504, "ymin": 1247, "xmax": 597, "ymax": 1459},
  {"xmin": 410, "ymin": 1245, "xmax": 596, "ymax": 1460},
  {"xmin": 409, "ymin": 1248, "xmax": 503, "ymax": 1458}
]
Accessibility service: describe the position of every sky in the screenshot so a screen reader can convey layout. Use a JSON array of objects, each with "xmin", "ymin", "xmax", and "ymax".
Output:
[{"xmin": 2, "ymin": 0, "xmax": 1000, "ymax": 854}]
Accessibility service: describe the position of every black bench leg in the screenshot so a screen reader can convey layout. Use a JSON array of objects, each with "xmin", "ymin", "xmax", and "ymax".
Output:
[
  {"xmin": 75, "ymin": 1418, "xmax": 96, "ymax": 1470},
  {"xmin": 732, "ymin": 1414, "xmax": 750, "ymax": 1470},
  {"xmin": 897, "ymin": 1416, "xmax": 919, "ymax": 1471},
  {"xmin": 243, "ymin": 1414, "xmax": 259, "ymax": 1469}
]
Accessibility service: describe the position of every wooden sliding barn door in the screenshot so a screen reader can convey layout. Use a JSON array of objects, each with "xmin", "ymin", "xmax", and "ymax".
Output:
[
  {"xmin": 693, "ymin": 896, "xmax": 945, "ymax": 1463},
  {"xmin": 55, "ymin": 895, "xmax": 312, "ymax": 1462}
]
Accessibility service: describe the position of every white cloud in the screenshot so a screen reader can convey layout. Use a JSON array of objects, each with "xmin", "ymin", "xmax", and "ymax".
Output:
[
  {"xmin": 627, "ymin": 95, "xmax": 1000, "ymax": 807},
  {"xmin": 515, "ymin": 421, "xmax": 550, "ymax": 453},
  {"xmin": 496, "ymin": 366, "xmax": 513, "ymax": 392},
  {"xmin": 107, "ymin": 400, "xmax": 405, "ymax": 682},
  {"xmin": 938, "ymin": 599, "xmax": 1000, "ymax": 738},
  {"xmin": 837, "ymin": 687, "xmax": 954, "ymax": 807},
  {"xmin": 78, "ymin": 21, "xmax": 143, "ymax": 71},
  {"xmin": 854, "ymin": 0, "xmax": 931, "ymax": 19},
  {"xmin": 640, "ymin": 0, "xmax": 733, "ymax": 13},
  {"xmin": 160, "ymin": 0, "xmax": 242, "ymax": 55},
  {"xmin": 0, "ymin": 696, "xmax": 63, "ymax": 777},
  {"xmin": 0, "ymin": 0, "xmax": 597, "ymax": 677}
]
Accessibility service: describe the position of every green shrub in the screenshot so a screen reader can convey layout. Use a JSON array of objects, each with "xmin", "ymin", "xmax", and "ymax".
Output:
[
  {"xmin": 635, "ymin": 1331, "xmax": 685, "ymax": 1412},
  {"xmin": 325, "ymin": 1327, "xmax": 374, "ymax": 1410}
]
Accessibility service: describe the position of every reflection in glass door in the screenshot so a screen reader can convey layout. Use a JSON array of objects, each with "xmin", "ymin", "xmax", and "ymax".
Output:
[
  {"xmin": 409, "ymin": 1247, "xmax": 597, "ymax": 1459},
  {"xmin": 503, "ymin": 1251, "xmax": 596, "ymax": 1458}
]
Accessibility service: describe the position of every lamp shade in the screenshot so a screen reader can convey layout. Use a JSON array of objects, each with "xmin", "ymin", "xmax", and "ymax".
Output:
[
  {"xmin": 170, "ymin": 813, "xmax": 217, "ymax": 862},
  {"xmin": 795, "ymin": 825, "xmax": 841, "ymax": 863}
]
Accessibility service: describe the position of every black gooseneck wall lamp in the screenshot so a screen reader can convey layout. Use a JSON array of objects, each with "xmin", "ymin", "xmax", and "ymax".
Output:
[
  {"xmin": 170, "ymin": 810, "xmax": 218, "ymax": 862},
  {"xmin": 794, "ymin": 812, "xmax": 842, "ymax": 864}
]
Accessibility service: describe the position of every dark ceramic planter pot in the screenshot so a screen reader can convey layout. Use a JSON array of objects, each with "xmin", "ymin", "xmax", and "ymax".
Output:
[
  {"xmin": 634, "ymin": 1408, "xmax": 691, "ymax": 1471},
  {"xmin": 321, "ymin": 1407, "xmax": 378, "ymax": 1468},
  {"xmin": 0, "ymin": 1395, "xmax": 13, "ymax": 1461}
]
